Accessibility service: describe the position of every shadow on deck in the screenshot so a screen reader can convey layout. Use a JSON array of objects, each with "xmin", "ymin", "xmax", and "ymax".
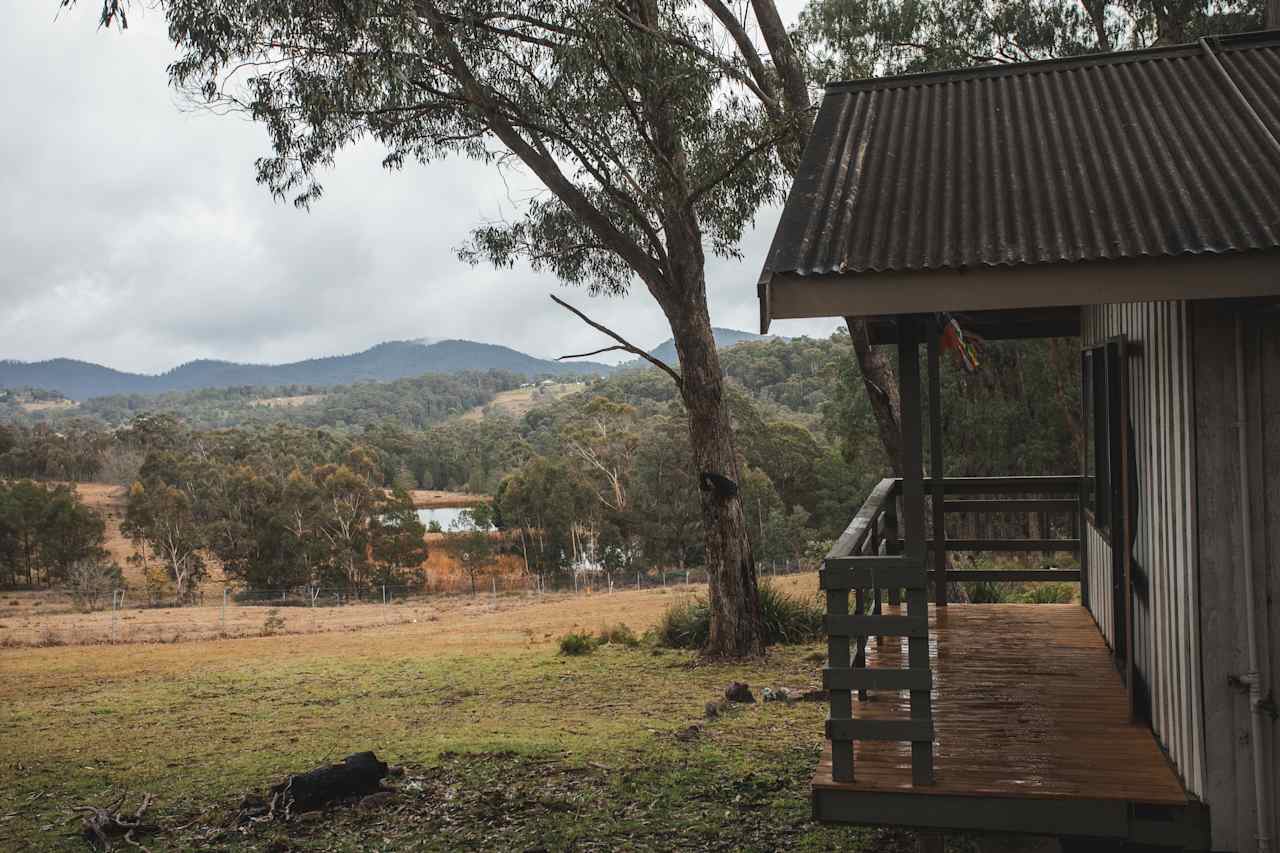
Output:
[{"xmin": 812, "ymin": 604, "xmax": 1209, "ymax": 846}]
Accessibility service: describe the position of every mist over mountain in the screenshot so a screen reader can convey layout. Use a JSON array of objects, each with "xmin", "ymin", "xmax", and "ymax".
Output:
[{"xmin": 0, "ymin": 340, "xmax": 612, "ymax": 401}]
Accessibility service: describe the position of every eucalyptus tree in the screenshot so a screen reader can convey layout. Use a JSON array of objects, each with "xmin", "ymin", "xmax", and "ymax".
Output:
[
  {"xmin": 73, "ymin": 0, "xmax": 825, "ymax": 655},
  {"xmin": 800, "ymin": 0, "xmax": 1269, "ymax": 82}
]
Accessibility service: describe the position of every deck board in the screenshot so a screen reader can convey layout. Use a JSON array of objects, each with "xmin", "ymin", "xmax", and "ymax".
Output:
[{"xmin": 813, "ymin": 605, "xmax": 1189, "ymax": 806}]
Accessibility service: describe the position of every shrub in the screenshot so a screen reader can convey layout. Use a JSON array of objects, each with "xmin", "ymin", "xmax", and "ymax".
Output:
[
  {"xmin": 965, "ymin": 581, "xmax": 1013, "ymax": 604},
  {"xmin": 597, "ymin": 622, "xmax": 639, "ymax": 647},
  {"xmin": 656, "ymin": 581, "xmax": 824, "ymax": 649},
  {"xmin": 1017, "ymin": 583, "xmax": 1076, "ymax": 604},
  {"xmin": 757, "ymin": 582, "xmax": 824, "ymax": 645},
  {"xmin": 655, "ymin": 597, "xmax": 710, "ymax": 650},
  {"xmin": 260, "ymin": 609, "xmax": 287, "ymax": 636},
  {"xmin": 558, "ymin": 631, "xmax": 597, "ymax": 656}
]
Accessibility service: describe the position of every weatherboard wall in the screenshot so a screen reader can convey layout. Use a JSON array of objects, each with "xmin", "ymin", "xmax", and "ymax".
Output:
[{"xmin": 1081, "ymin": 300, "xmax": 1204, "ymax": 801}]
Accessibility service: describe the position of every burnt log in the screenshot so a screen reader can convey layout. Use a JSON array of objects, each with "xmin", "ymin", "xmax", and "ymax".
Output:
[{"xmin": 268, "ymin": 752, "xmax": 388, "ymax": 816}]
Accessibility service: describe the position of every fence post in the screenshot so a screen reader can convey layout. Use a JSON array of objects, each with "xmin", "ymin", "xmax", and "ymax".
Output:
[
  {"xmin": 685, "ymin": 569, "xmax": 690, "ymax": 586},
  {"xmin": 221, "ymin": 587, "xmax": 229, "ymax": 635},
  {"xmin": 110, "ymin": 589, "xmax": 118, "ymax": 643},
  {"xmin": 636, "ymin": 570, "xmax": 641, "ymax": 591}
]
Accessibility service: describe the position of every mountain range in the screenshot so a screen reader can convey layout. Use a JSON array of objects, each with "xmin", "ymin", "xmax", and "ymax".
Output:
[{"xmin": 1, "ymin": 329, "xmax": 770, "ymax": 401}]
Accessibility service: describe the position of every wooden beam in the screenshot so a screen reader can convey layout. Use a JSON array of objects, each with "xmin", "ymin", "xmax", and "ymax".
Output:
[
  {"xmin": 945, "ymin": 569, "xmax": 1081, "ymax": 582},
  {"xmin": 942, "ymin": 499, "xmax": 1078, "ymax": 513},
  {"xmin": 826, "ymin": 614, "xmax": 928, "ymax": 638},
  {"xmin": 897, "ymin": 315, "xmax": 934, "ymax": 785},
  {"xmin": 826, "ymin": 718, "xmax": 934, "ymax": 742},
  {"xmin": 826, "ymin": 585, "xmax": 852, "ymax": 782},
  {"xmin": 928, "ymin": 320, "xmax": 946, "ymax": 607},
  {"xmin": 926, "ymin": 538, "xmax": 1081, "ymax": 552},
  {"xmin": 824, "ymin": 667, "xmax": 933, "ymax": 691},
  {"xmin": 820, "ymin": 558, "xmax": 925, "ymax": 591}
]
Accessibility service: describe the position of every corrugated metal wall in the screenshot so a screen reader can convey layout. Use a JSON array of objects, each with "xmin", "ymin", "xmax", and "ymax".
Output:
[
  {"xmin": 1191, "ymin": 301, "xmax": 1279, "ymax": 853},
  {"xmin": 1081, "ymin": 300, "xmax": 1205, "ymax": 798},
  {"xmin": 1084, "ymin": 524, "xmax": 1114, "ymax": 647}
]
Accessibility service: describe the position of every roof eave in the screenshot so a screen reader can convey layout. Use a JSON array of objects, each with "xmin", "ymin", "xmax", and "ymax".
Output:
[{"xmin": 764, "ymin": 250, "xmax": 1280, "ymax": 325}]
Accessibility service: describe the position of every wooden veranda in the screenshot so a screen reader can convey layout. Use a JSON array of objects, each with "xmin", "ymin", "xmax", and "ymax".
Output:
[
  {"xmin": 812, "ymin": 605, "xmax": 1207, "ymax": 843},
  {"xmin": 813, "ymin": 316, "xmax": 1208, "ymax": 844}
]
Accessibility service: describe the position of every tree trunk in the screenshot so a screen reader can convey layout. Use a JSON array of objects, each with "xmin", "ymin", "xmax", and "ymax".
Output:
[
  {"xmin": 846, "ymin": 317, "xmax": 904, "ymax": 475},
  {"xmin": 667, "ymin": 293, "xmax": 765, "ymax": 657}
]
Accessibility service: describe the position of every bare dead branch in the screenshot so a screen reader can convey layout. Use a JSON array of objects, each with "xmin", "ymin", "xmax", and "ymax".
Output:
[
  {"xmin": 550, "ymin": 294, "xmax": 683, "ymax": 388},
  {"xmin": 558, "ymin": 345, "xmax": 629, "ymax": 360}
]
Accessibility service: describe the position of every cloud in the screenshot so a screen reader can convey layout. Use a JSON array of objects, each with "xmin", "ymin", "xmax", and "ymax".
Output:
[{"xmin": 1, "ymin": 4, "xmax": 838, "ymax": 376}]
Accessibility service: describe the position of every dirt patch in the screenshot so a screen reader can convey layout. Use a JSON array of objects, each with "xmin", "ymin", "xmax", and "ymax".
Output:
[{"xmin": 406, "ymin": 489, "xmax": 490, "ymax": 508}]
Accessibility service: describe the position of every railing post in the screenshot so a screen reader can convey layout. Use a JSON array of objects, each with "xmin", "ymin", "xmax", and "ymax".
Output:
[
  {"xmin": 927, "ymin": 323, "xmax": 946, "ymax": 606},
  {"xmin": 899, "ymin": 315, "xmax": 935, "ymax": 785},
  {"xmin": 826, "ymin": 574, "xmax": 854, "ymax": 782}
]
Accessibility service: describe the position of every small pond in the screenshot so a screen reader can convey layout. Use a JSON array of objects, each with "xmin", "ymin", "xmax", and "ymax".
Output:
[{"xmin": 417, "ymin": 507, "xmax": 493, "ymax": 532}]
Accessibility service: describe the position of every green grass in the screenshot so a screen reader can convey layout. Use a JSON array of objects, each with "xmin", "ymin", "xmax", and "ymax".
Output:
[
  {"xmin": 0, "ymin": 633, "xmax": 914, "ymax": 851},
  {"xmin": 656, "ymin": 580, "xmax": 825, "ymax": 649}
]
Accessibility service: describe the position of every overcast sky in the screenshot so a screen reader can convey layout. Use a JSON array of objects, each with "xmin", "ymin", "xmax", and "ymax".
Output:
[{"xmin": 2, "ymin": 2, "xmax": 836, "ymax": 375}]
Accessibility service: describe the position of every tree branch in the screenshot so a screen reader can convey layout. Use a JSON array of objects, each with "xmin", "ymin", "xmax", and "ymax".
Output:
[
  {"xmin": 559, "ymin": 345, "xmax": 628, "ymax": 360},
  {"xmin": 415, "ymin": 0, "xmax": 669, "ymax": 289},
  {"xmin": 550, "ymin": 294, "xmax": 683, "ymax": 388}
]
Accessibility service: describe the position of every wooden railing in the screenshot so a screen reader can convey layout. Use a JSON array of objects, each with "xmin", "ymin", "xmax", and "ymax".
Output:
[
  {"xmin": 821, "ymin": 473, "xmax": 1084, "ymax": 784},
  {"xmin": 827, "ymin": 475, "xmax": 1085, "ymax": 584}
]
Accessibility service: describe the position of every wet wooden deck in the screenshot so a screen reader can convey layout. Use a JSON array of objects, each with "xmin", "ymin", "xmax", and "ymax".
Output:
[{"xmin": 812, "ymin": 605, "xmax": 1209, "ymax": 844}]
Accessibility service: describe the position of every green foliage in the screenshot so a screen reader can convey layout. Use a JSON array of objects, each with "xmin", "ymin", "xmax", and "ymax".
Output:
[
  {"xmin": 757, "ymin": 582, "xmax": 825, "ymax": 645},
  {"xmin": 655, "ymin": 598, "xmax": 711, "ymax": 650},
  {"xmin": 0, "ymin": 480, "xmax": 111, "ymax": 589},
  {"xmin": 800, "ymin": 0, "xmax": 1266, "ymax": 83},
  {"xmin": 1015, "ymin": 582, "xmax": 1076, "ymax": 604},
  {"xmin": 657, "ymin": 582, "xmax": 824, "ymax": 650},
  {"xmin": 558, "ymin": 631, "xmax": 598, "ymax": 656},
  {"xmin": 260, "ymin": 608, "xmax": 287, "ymax": 636},
  {"xmin": 596, "ymin": 622, "xmax": 639, "ymax": 647},
  {"xmin": 965, "ymin": 581, "xmax": 1015, "ymax": 604}
]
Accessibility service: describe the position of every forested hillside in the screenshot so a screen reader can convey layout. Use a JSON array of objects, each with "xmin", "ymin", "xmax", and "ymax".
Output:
[
  {"xmin": 0, "ymin": 339, "xmax": 610, "ymax": 400},
  {"xmin": 2, "ymin": 332, "xmax": 1080, "ymax": 597},
  {"xmin": 2, "ymin": 370, "xmax": 527, "ymax": 432}
]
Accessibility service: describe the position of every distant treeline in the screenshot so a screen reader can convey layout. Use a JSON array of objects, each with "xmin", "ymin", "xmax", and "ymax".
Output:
[
  {"xmin": 1, "ymin": 370, "xmax": 526, "ymax": 432},
  {"xmin": 1, "ymin": 332, "xmax": 1081, "ymax": 596}
]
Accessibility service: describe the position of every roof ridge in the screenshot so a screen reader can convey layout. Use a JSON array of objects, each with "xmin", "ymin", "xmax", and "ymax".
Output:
[{"xmin": 822, "ymin": 28, "xmax": 1280, "ymax": 94}]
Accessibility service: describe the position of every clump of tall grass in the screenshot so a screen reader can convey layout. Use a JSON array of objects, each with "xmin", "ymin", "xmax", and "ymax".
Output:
[
  {"xmin": 1015, "ymin": 583, "xmax": 1076, "ymax": 604},
  {"xmin": 655, "ymin": 581, "xmax": 824, "ymax": 650},
  {"xmin": 558, "ymin": 631, "xmax": 597, "ymax": 656},
  {"xmin": 597, "ymin": 622, "xmax": 639, "ymax": 647}
]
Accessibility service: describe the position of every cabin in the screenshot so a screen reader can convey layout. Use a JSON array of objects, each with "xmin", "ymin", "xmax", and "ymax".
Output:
[{"xmin": 757, "ymin": 32, "xmax": 1280, "ymax": 851}]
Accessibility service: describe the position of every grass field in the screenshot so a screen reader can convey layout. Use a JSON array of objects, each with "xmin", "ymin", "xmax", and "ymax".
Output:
[
  {"xmin": 461, "ymin": 382, "xmax": 586, "ymax": 422},
  {"xmin": 0, "ymin": 573, "xmax": 926, "ymax": 852}
]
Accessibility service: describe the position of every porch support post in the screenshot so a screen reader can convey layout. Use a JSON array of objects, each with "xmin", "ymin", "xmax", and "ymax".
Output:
[
  {"xmin": 898, "ymin": 315, "xmax": 935, "ymax": 785},
  {"xmin": 927, "ymin": 317, "xmax": 947, "ymax": 606}
]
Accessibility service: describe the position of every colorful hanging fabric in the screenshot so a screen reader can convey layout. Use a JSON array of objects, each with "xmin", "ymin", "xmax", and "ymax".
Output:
[{"xmin": 938, "ymin": 313, "xmax": 983, "ymax": 372}]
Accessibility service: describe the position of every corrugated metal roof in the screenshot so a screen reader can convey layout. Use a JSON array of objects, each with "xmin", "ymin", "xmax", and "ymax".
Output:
[{"xmin": 763, "ymin": 31, "xmax": 1280, "ymax": 282}]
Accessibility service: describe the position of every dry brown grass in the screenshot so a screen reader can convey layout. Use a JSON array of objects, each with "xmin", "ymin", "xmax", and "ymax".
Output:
[
  {"xmin": 18, "ymin": 399, "xmax": 78, "ymax": 413},
  {"xmin": 405, "ymin": 489, "xmax": 490, "ymax": 508},
  {"xmin": 460, "ymin": 382, "xmax": 585, "ymax": 421},
  {"xmin": 0, "ymin": 572, "xmax": 817, "ymax": 649}
]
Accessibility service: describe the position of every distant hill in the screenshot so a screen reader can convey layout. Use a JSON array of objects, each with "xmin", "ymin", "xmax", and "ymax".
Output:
[
  {"xmin": 644, "ymin": 328, "xmax": 777, "ymax": 366},
  {"xmin": 0, "ymin": 340, "xmax": 612, "ymax": 401}
]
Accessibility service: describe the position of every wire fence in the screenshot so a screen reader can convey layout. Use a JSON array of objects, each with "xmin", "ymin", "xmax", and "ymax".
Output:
[{"xmin": 0, "ymin": 559, "xmax": 819, "ymax": 648}]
